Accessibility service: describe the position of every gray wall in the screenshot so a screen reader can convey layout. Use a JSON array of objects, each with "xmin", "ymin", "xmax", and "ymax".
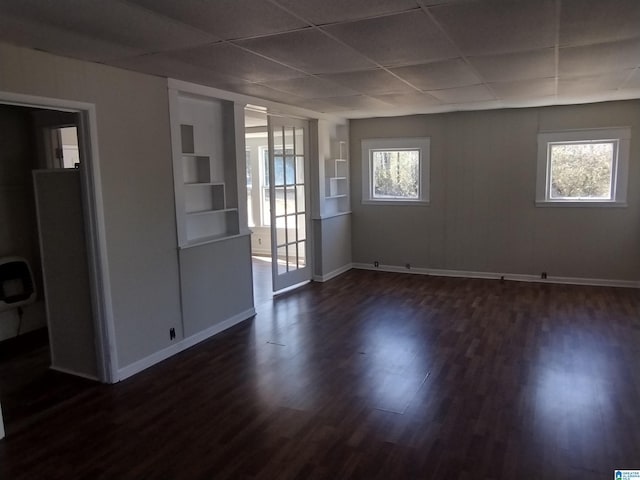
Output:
[
  {"xmin": 0, "ymin": 43, "xmax": 182, "ymax": 368},
  {"xmin": 350, "ymin": 101, "xmax": 640, "ymax": 281},
  {"xmin": 0, "ymin": 105, "xmax": 47, "ymax": 341},
  {"xmin": 179, "ymin": 236, "xmax": 253, "ymax": 337},
  {"xmin": 313, "ymin": 214, "xmax": 352, "ymax": 279}
]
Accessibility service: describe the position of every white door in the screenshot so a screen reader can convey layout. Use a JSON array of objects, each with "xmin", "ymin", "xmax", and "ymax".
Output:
[{"xmin": 267, "ymin": 116, "xmax": 311, "ymax": 292}]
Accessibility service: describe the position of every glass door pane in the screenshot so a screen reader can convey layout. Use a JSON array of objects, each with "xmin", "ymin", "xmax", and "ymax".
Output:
[{"xmin": 267, "ymin": 116, "xmax": 310, "ymax": 292}]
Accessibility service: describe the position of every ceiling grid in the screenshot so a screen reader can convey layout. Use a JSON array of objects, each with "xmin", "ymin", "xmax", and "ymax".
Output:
[{"xmin": 0, "ymin": 0, "xmax": 638, "ymax": 117}]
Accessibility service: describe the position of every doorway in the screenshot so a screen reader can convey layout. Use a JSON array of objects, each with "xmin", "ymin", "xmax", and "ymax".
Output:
[
  {"xmin": 0, "ymin": 93, "xmax": 113, "ymax": 437},
  {"xmin": 245, "ymin": 107, "xmax": 272, "ymax": 305},
  {"xmin": 244, "ymin": 107, "xmax": 312, "ymax": 303}
]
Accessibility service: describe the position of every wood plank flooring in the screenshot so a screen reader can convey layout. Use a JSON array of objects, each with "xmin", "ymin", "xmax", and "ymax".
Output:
[
  {"xmin": 0, "ymin": 329, "xmax": 98, "ymax": 435},
  {"xmin": 1, "ymin": 270, "xmax": 639, "ymax": 479}
]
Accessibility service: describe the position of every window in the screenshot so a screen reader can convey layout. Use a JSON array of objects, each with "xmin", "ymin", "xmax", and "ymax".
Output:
[
  {"xmin": 260, "ymin": 146, "xmax": 295, "ymax": 226},
  {"xmin": 536, "ymin": 128, "xmax": 630, "ymax": 206},
  {"xmin": 362, "ymin": 137, "xmax": 430, "ymax": 205}
]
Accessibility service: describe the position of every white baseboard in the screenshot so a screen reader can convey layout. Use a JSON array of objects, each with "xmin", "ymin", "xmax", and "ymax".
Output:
[
  {"xmin": 117, "ymin": 308, "xmax": 256, "ymax": 381},
  {"xmin": 352, "ymin": 263, "xmax": 640, "ymax": 289},
  {"xmin": 313, "ymin": 263, "xmax": 353, "ymax": 282}
]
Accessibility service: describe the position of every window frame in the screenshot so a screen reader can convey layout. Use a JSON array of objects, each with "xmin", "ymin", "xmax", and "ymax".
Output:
[
  {"xmin": 259, "ymin": 146, "xmax": 270, "ymax": 226},
  {"xmin": 536, "ymin": 128, "xmax": 630, "ymax": 207},
  {"xmin": 361, "ymin": 137, "xmax": 430, "ymax": 206}
]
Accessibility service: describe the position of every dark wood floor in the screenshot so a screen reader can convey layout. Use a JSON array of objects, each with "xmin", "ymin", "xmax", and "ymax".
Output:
[
  {"xmin": 1, "ymin": 270, "xmax": 639, "ymax": 479},
  {"xmin": 0, "ymin": 328, "xmax": 98, "ymax": 436}
]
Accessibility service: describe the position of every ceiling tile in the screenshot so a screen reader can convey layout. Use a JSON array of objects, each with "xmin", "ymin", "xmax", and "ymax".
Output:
[
  {"xmin": 624, "ymin": 68, "xmax": 640, "ymax": 88},
  {"xmin": 273, "ymin": 0, "xmax": 419, "ymax": 25},
  {"xmin": 318, "ymin": 69, "xmax": 418, "ymax": 95},
  {"xmin": 225, "ymin": 83, "xmax": 307, "ymax": 106},
  {"xmin": 558, "ymin": 71, "xmax": 633, "ymax": 96},
  {"xmin": 428, "ymin": 84, "xmax": 494, "ymax": 103},
  {"xmin": 0, "ymin": 0, "xmax": 216, "ymax": 53},
  {"xmin": 125, "ymin": 0, "xmax": 308, "ymax": 40},
  {"xmin": 560, "ymin": 0, "xmax": 640, "ymax": 47},
  {"xmin": 324, "ymin": 11, "xmax": 458, "ymax": 67},
  {"xmin": 490, "ymin": 78, "xmax": 556, "ymax": 99},
  {"xmin": 168, "ymin": 43, "xmax": 304, "ymax": 83},
  {"xmin": 111, "ymin": 54, "xmax": 241, "ymax": 88},
  {"xmin": 430, "ymin": 1, "xmax": 557, "ymax": 55},
  {"xmin": 468, "ymin": 48, "xmax": 556, "ymax": 83},
  {"xmin": 317, "ymin": 95, "xmax": 392, "ymax": 110},
  {"xmin": 0, "ymin": 13, "xmax": 143, "ymax": 62},
  {"xmin": 259, "ymin": 76, "xmax": 360, "ymax": 98},
  {"xmin": 559, "ymin": 38, "xmax": 640, "ymax": 77},
  {"xmin": 373, "ymin": 92, "xmax": 443, "ymax": 107},
  {"xmin": 294, "ymin": 98, "xmax": 347, "ymax": 113},
  {"xmin": 420, "ymin": 0, "xmax": 478, "ymax": 4},
  {"xmin": 390, "ymin": 58, "xmax": 480, "ymax": 90},
  {"xmin": 236, "ymin": 29, "xmax": 376, "ymax": 74}
]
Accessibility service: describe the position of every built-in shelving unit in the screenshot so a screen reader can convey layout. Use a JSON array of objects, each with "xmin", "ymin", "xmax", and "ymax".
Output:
[
  {"xmin": 170, "ymin": 91, "xmax": 240, "ymax": 247},
  {"xmin": 324, "ymin": 140, "xmax": 350, "ymax": 215}
]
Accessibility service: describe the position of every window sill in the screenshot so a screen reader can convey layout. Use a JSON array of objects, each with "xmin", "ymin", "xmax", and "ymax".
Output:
[
  {"xmin": 535, "ymin": 201, "xmax": 627, "ymax": 208},
  {"xmin": 362, "ymin": 199, "xmax": 430, "ymax": 206}
]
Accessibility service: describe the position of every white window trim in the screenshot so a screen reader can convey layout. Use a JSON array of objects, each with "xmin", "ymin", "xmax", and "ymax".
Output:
[
  {"xmin": 362, "ymin": 137, "xmax": 430, "ymax": 205},
  {"xmin": 536, "ymin": 127, "xmax": 630, "ymax": 207}
]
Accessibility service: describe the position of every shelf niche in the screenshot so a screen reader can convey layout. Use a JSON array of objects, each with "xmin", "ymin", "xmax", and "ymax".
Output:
[
  {"xmin": 324, "ymin": 141, "xmax": 350, "ymax": 215},
  {"xmin": 171, "ymin": 92, "xmax": 240, "ymax": 247}
]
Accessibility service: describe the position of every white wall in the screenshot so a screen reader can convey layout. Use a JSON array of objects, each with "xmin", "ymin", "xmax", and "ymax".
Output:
[
  {"xmin": 350, "ymin": 101, "xmax": 640, "ymax": 282},
  {"xmin": 0, "ymin": 42, "xmax": 182, "ymax": 369}
]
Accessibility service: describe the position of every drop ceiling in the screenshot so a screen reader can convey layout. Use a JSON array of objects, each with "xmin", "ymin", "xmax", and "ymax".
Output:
[{"xmin": 0, "ymin": 0, "xmax": 639, "ymax": 118}]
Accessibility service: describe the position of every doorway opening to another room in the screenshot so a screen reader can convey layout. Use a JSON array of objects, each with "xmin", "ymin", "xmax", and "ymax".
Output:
[
  {"xmin": 244, "ymin": 106, "xmax": 312, "ymax": 304},
  {"xmin": 46, "ymin": 126, "xmax": 80, "ymax": 169},
  {"xmin": 245, "ymin": 106, "xmax": 273, "ymax": 306},
  {"xmin": 0, "ymin": 92, "xmax": 114, "ymax": 438}
]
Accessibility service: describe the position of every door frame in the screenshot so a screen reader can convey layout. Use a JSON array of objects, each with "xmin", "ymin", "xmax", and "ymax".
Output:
[{"xmin": 0, "ymin": 90, "xmax": 117, "ymax": 384}]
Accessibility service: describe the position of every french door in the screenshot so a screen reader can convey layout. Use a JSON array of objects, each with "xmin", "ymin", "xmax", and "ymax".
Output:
[{"xmin": 267, "ymin": 116, "xmax": 311, "ymax": 292}]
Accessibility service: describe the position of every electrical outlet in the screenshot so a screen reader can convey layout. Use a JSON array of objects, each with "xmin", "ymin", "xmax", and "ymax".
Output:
[
  {"xmin": 169, "ymin": 328, "xmax": 176, "ymax": 340},
  {"xmin": 374, "ymin": 261, "xmax": 379, "ymax": 268},
  {"xmin": 258, "ymin": 238, "xmax": 262, "ymax": 245}
]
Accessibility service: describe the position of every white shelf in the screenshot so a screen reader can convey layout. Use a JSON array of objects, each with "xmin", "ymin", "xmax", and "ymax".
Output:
[
  {"xmin": 184, "ymin": 182, "xmax": 225, "ymax": 187},
  {"xmin": 322, "ymin": 141, "xmax": 350, "ymax": 216},
  {"xmin": 180, "ymin": 232, "xmax": 249, "ymax": 250},
  {"xmin": 186, "ymin": 208, "xmax": 237, "ymax": 217}
]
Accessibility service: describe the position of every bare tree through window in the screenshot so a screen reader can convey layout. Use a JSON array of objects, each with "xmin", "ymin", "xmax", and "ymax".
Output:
[
  {"xmin": 372, "ymin": 150, "xmax": 420, "ymax": 199},
  {"xmin": 549, "ymin": 142, "xmax": 614, "ymax": 199}
]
